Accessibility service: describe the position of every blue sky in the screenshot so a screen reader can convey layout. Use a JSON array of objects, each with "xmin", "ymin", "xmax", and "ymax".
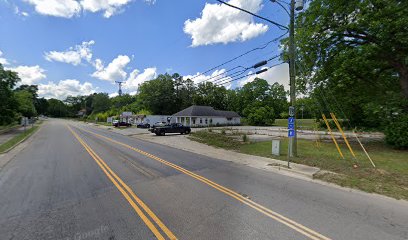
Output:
[{"xmin": 0, "ymin": 0, "xmax": 290, "ymax": 99}]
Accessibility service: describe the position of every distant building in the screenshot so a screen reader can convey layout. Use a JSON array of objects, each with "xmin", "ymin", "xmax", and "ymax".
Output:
[
  {"xmin": 77, "ymin": 109, "xmax": 87, "ymax": 118},
  {"xmin": 116, "ymin": 112, "xmax": 174, "ymax": 125},
  {"xmin": 172, "ymin": 105, "xmax": 240, "ymax": 127}
]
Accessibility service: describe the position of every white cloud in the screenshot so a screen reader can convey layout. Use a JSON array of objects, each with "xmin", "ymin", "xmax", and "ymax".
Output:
[
  {"xmin": 91, "ymin": 55, "xmax": 131, "ymax": 82},
  {"xmin": 80, "ymin": 0, "xmax": 133, "ymax": 18},
  {"xmin": 239, "ymin": 63, "xmax": 289, "ymax": 90},
  {"xmin": 24, "ymin": 0, "xmax": 81, "ymax": 18},
  {"xmin": 38, "ymin": 79, "xmax": 97, "ymax": 99},
  {"xmin": 24, "ymin": 0, "xmax": 147, "ymax": 18},
  {"xmin": 0, "ymin": 51, "xmax": 9, "ymax": 65},
  {"xmin": 109, "ymin": 92, "xmax": 119, "ymax": 98},
  {"xmin": 6, "ymin": 65, "xmax": 46, "ymax": 85},
  {"xmin": 45, "ymin": 40, "xmax": 95, "ymax": 66},
  {"xmin": 184, "ymin": 0, "xmax": 268, "ymax": 47},
  {"xmin": 123, "ymin": 67, "xmax": 157, "ymax": 91}
]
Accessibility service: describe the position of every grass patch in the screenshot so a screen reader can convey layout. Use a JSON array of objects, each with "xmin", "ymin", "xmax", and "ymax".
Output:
[
  {"xmin": 189, "ymin": 131, "xmax": 246, "ymax": 149},
  {"xmin": 191, "ymin": 130, "xmax": 408, "ymax": 200},
  {"xmin": 274, "ymin": 119, "xmax": 318, "ymax": 130},
  {"xmin": 0, "ymin": 125, "xmax": 40, "ymax": 153},
  {"xmin": 0, "ymin": 123, "xmax": 19, "ymax": 133}
]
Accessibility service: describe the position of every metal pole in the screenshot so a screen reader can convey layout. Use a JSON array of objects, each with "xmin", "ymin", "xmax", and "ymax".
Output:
[{"xmin": 288, "ymin": 0, "xmax": 297, "ymax": 157}]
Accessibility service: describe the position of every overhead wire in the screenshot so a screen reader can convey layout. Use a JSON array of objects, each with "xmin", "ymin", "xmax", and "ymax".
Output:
[
  {"xmin": 189, "ymin": 32, "xmax": 288, "ymax": 81},
  {"xmin": 216, "ymin": 0, "xmax": 288, "ymax": 30},
  {"xmin": 214, "ymin": 62, "xmax": 286, "ymax": 87},
  {"xmin": 200, "ymin": 54, "xmax": 282, "ymax": 86}
]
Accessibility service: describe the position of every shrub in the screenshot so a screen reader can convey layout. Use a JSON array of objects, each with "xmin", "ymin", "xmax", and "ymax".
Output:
[
  {"xmin": 221, "ymin": 129, "xmax": 226, "ymax": 135},
  {"xmin": 242, "ymin": 134, "xmax": 248, "ymax": 142},
  {"xmin": 319, "ymin": 118, "xmax": 346, "ymax": 130},
  {"xmin": 384, "ymin": 114, "xmax": 408, "ymax": 149}
]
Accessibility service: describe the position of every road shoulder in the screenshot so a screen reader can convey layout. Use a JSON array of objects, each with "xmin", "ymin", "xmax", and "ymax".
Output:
[{"xmin": 0, "ymin": 122, "xmax": 43, "ymax": 171}]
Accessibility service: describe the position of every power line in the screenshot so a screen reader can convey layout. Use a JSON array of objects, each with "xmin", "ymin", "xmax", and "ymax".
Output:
[
  {"xmin": 215, "ymin": 62, "xmax": 286, "ymax": 87},
  {"xmin": 216, "ymin": 0, "xmax": 288, "ymax": 30},
  {"xmin": 189, "ymin": 32, "xmax": 288, "ymax": 81},
  {"xmin": 198, "ymin": 54, "xmax": 282, "ymax": 86},
  {"xmin": 195, "ymin": 66, "xmax": 246, "ymax": 85}
]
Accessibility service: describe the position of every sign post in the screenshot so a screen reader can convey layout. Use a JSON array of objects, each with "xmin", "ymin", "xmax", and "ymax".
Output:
[{"xmin": 287, "ymin": 112, "xmax": 296, "ymax": 168}]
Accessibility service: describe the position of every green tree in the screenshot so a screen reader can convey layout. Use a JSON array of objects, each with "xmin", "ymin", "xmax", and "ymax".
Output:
[
  {"xmin": 243, "ymin": 103, "xmax": 275, "ymax": 126},
  {"xmin": 138, "ymin": 74, "xmax": 176, "ymax": 114},
  {"xmin": 64, "ymin": 95, "xmax": 86, "ymax": 116},
  {"xmin": 0, "ymin": 64, "xmax": 20, "ymax": 125},
  {"xmin": 91, "ymin": 93, "xmax": 111, "ymax": 113},
  {"xmin": 35, "ymin": 98, "xmax": 49, "ymax": 115},
  {"xmin": 193, "ymin": 82, "xmax": 227, "ymax": 110},
  {"xmin": 47, "ymin": 99, "xmax": 68, "ymax": 117},
  {"xmin": 15, "ymin": 85, "xmax": 38, "ymax": 98},
  {"xmin": 15, "ymin": 90, "xmax": 37, "ymax": 117},
  {"xmin": 111, "ymin": 94, "xmax": 135, "ymax": 109},
  {"xmin": 237, "ymin": 78, "xmax": 287, "ymax": 121},
  {"xmin": 288, "ymin": 0, "xmax": 408, "ymax": 128}
]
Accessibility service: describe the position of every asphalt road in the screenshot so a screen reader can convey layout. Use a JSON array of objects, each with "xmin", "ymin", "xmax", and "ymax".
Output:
[{"xmin": 0, "ymin": 119, "xmax": 407, "ymax": 240}]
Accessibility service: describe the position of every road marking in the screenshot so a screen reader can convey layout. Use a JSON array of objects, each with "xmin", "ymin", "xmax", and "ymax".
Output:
[
  {"xmin": 67, "ymin": 126, "xmax": 177, "ymax": 240},
  {"xmin": 77, "ymin": 125, "xmax": 332, "ymax": 240}
]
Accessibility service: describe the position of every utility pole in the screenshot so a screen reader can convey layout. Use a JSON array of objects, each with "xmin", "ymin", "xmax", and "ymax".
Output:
[
  {"xmin": 115, "ymin": 81, "xmax": 124, "ymax": 97},
  {"xmin": 288, "ymin": 0, "xmax": 298, "ymax": 158}
]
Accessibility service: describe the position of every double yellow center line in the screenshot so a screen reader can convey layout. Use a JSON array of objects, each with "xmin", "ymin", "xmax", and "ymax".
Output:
[
  {"xmin": 76, "ymin": 125, "xmax": 331, "ymax": 240},
  {"xmin": 67, "ymin": 125, "xmax": 176, "ymax": 240}
]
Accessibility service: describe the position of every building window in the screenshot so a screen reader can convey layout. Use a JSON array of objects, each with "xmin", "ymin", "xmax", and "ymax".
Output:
[
  {"xmin": 210, "ymin": 118, "xmax": 213, "ymax": 124},
  {"xmin": 227, "ymin": 117, "xmax": 232, "ymax": 121},
  {"xmin": 200, "ymin": 118, "xmax": 202, "ymax": 124},
  {"xmin": 205, "ymin": 118, "xmax": 208, "ymax": 124},
  {"xmin": 193, "ymin": 118, "xmax": 196, "ymax": 124}
]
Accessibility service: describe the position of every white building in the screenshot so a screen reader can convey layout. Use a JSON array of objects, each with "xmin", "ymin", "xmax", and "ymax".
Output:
[
  {"xmin": 115, "ymin": 113, "xmax": 174, "ymax": 125},
  {"xmin": 173, "ymin": 105, "xmax": 241, "ymax": 127}
]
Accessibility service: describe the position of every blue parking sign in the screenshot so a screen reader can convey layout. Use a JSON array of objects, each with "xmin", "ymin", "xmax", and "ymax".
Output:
[
  {"xmin": 288, "ymin": 117, "xmax": 295, "ymax": 124},
  {"xmin": 288, "ymin": 130, "xmax": 295, "ymax": 138}
]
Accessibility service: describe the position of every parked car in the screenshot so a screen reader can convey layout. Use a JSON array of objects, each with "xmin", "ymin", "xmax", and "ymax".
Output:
[
  {"xmin": 137, "ymin": 123, "xmax": 150, "ymax": 128},
  {"xmin": 113, "ymin": 121, "xmax": 131, "ymax": 127},
  {"xmin": 152, "ymin": 123, "xmax": 191, "ymax": 136},
  {"xmin": 148, "ymin": 121, "xmax": 168, "ymax": 132},
  {"xmin": 112, "ymin": 120, "xmax": 119, "ymax": 126}
]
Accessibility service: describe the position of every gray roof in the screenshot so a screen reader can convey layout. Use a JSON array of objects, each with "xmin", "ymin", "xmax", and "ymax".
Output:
[{"xmin": 173, "ymin": 105, "xmax": 240, "ymax": 118}]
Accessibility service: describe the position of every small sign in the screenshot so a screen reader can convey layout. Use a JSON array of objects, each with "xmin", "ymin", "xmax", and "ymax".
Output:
[
  {"xmin": 272, "ymin": 139, "xmax": 280, "ymax": 156},
  {"xmin": 288, "ymin": 130, "xmax": 295, "ymax": 138},
  {"xmin": 289, "ymin": 106, "xmax": 295, "ymax": 117},
  {"xmin": 288, "ymin": 117, "xmax": 295, "ymax": 124},
  {"xmin": 288, "ymin": 123, "xmax": 294, "ymax": 129},
  {"xmin": 121, "ymin": 111, "xmax": 133, "ymax": 117}
]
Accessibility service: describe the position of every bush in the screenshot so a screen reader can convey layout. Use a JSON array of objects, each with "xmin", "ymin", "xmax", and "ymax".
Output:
[
  {"xmin": 242, "ymin": 134, "xmax": 248, "ymax": 142},
  {"xmin": 221, "ymin": 129, "xmax": 226, "ymax": 135},
  {"xmin": 384, "ymin": 114, "xmax": 408, "ymax": 149},
  {"xmin": 243, "ymin": 105, "xmax": 275, "ymax": 126},
  {"xmin": 319, "ymin": 118, "xmax": 346, "ymax": 130}
]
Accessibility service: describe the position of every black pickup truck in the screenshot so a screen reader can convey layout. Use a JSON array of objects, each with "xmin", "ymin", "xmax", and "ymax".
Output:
[{"xmin": 150, "ymin": 123, "xmax": 191, "ymax": 136}]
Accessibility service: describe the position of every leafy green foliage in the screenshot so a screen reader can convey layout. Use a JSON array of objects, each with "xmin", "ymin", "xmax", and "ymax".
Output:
[
  {"xmin": 234, "ymin": 79, "xmax": 287, "ymax": 125},
  {"xmin": 91, "ymin": 93, "xmax": 111, "ymax": 113},
  {"xmin": 0, "ymin": 64, "xmax": 20, "ymax": 125},
  {"xmin": 385, "ymin": 114, "xmax": 408, "ymax": 149},
  {"xmin": 193, "ymin": 82, "xmax": 227, "ymax": 110},
  {"xmin": 138, "ymin": 74, "xmax": 178, "ymax": 114},
  {"xmin": 47, "ymin": 99, "xmax": 69, "ymax": 117},
  {"xmin": 35, "ymin": 98, "xmax": 49, "ymax": 115},
  {"xmin": 243, "ymin": 103, "xmax": 275, "ymax": 126},
  {"xmin": 283, "ymin": 0, "xmax": 408, "ymax": 142},
  {"xmin": 15, "ymin": 90, "xmax": 37, "ymax": 117}
]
